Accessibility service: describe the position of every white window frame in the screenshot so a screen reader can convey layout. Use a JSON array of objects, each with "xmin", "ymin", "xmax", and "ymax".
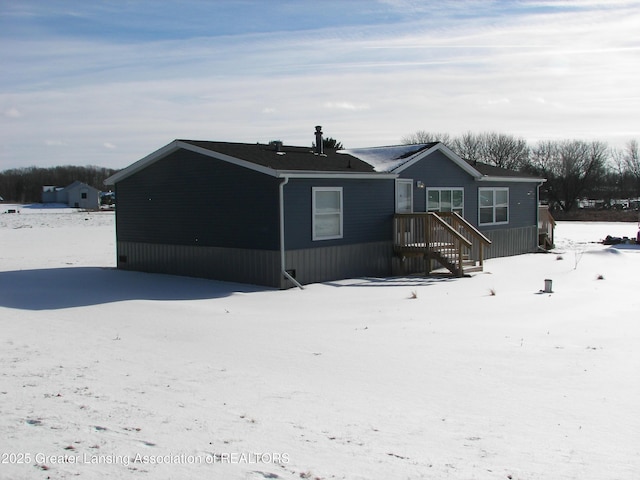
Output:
[
  {"xmin": 312, "ymin": 187, "xmax": 343, "ymax": 241},
  {"xmin": 478, "ymin": 187, "xmax": 509, "ymax": 226},
  {"xmin": 426, "ymin": 187, "xmax": 464, "ymax": 216},
  {"xmin": 395, "ymin": 179, "xmax": 413, "ymax": 213}
]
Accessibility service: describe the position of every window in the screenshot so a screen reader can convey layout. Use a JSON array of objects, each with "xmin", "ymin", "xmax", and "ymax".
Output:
[
  {"xmin": 81, "ymin": 192, "xmax": 87, "ymax": 199},
  {"xmin": 426, "ymin": 188, "xmax": 464, "ymax": 215},
  {"xmin": 312, "ymin": 187, "xmax": 343, "ymax": 240},
  {"xmin": 396, "ymin": 179, "xmax": 413, "ymax": 213},
  {"xmin": 479, "ymin": 187, "xmax": 509, "ymax": 225}
]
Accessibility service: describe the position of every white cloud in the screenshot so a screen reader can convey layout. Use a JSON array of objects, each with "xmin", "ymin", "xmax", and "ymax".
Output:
[
  {"xmin": 103, "ymin": 142, "xmax": 117, "ymax": 149},
  {"xmin": 45, "ymin": 140, "xmax": 67, "ymax": 146},
  {"xmin": 323, "ymin": 102, "xmax": 370, "ymax": 111},
  {"xmin": 484, "ymin": 98, "xmax": 511, "ymax": 106},
  {"xmin": 4, "ymin": 107, "xmax": 22, "ymax": 118}
]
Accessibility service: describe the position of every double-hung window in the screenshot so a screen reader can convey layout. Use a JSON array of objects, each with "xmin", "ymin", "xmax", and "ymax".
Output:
[
  {"xmin": 479, "ymin": 187, "xmax": 509, "ymax": 225},
  {"xmin": 427, "ymin": 188, "xmax": 464, "ymax": 216},
  {"xmin": 312, "ymin": 187, "xmax": 343, "ymax": 240}
]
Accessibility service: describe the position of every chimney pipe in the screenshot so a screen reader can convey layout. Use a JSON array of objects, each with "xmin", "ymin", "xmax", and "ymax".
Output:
[
  {"xmin": 314, "ymin": 125, "xmax": 323, "ymax": 155},
  {"xmin": 270, "ymin": 140, "xmax": 283, "ymax": 152}
]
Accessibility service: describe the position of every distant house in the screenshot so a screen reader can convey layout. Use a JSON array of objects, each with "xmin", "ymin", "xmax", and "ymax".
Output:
[
  {"xmin": 42, "ymin": 185, "xmax": 65, "ymax": 203},
  {"xmin": 105, "ymin": 127, "xmax": 547, "ymax": 288},
  {"xmin": 42, "ymin": 181, "xmax": 100, "ymax": 209}
]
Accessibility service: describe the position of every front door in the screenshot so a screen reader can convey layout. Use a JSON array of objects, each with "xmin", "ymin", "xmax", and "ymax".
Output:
[{"xmin": 396, "ymin": 179, "xmax": 413, "ymax": 213}]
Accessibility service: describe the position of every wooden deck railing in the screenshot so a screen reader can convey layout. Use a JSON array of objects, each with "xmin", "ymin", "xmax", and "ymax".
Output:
[
  {"xmin": 393, "ymin": 212, "xmax": 491, "ymax": 276},
  {"xmin": 538, "ymin": 205, "xmax": 556, "ymax": 249}
]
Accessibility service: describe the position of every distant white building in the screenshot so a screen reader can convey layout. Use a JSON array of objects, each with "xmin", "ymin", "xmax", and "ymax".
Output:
[{"xmin": 41, "ymin": 181, "xmax": 100, "ymax": 209}]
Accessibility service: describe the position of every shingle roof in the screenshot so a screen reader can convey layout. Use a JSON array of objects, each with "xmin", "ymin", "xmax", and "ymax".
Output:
[
  {"xmin": 105, "ymin": 138, "xmax": 545, "ymax": 185},
  {"xmin": 180, "ymin": 140, "xmax": 374, "ymax": 172},
  {"xmin": 465, "ymin": 160, "xmax": 542, "ymax": 179}
]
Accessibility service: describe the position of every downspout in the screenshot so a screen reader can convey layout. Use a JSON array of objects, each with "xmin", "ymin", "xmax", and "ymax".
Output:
[{"xmin": 279, "ymin": 176, "xmax": 304, "ymax": 289}]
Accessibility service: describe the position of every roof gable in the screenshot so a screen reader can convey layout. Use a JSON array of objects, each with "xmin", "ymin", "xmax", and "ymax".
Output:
[
  {"xmin": 65, "ymin": 180, "xmax": 93, "ymax": 190},
  {"xmin": 338, "ymin": 143, "xmax": 437, "ymax": 172},
  {"xmin": 344, "ymin": 142, "xmax": 482, "ymax": 178}
]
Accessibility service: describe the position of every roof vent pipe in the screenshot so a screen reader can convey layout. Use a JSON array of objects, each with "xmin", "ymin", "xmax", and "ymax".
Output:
[{"xmin": 314, "ymin": 125, "xmax": 323, "ymax": 155}]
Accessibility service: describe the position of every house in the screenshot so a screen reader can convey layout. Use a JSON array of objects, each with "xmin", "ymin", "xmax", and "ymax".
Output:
[
  {"xmin": 42, "ymin": 185, "xmax": 65, "ymax": 203},
  {"xmin": 104, "ymin": 127, "xmax": 546, "ymax": 288},
  {"xmin": 42, "ymin": 181, "xmax": 101, "ymax": 209}
]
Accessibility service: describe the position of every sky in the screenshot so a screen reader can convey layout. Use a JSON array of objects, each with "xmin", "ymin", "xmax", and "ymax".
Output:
[{"xmin": 1, "ymin": 0, "xmax": 639, "ymax": 170}]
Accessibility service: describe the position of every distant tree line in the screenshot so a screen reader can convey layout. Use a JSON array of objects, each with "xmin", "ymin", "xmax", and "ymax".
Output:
[
  {"xmin": 0, "ymin": 165, "xmax": 119, "ymax": 203},
  {"xmin": 402, "ymin": 131, "xmax": 640, "ymax": 212}
]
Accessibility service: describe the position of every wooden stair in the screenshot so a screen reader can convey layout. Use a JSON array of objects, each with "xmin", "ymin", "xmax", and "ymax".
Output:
[
  {"xmin": 430, "ymin": 247, "xmax": 483, "ymax": 276},
  {"xmin": 393, "ymin": 212, "xmax": 492, "ymax": 277}
]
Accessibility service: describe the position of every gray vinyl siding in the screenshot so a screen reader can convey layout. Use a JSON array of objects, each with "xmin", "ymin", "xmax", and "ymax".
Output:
[
  {"xmin": 401, "ymin": 150, "xmax": 473, "ymax": 189},
  {"xmin": 283, "ymin": 241, "xmax": 393, "ymax": 287},
  {"xmin": 398, "ymin": 150, "xmax": 477, "ymax": 216},
  {"xmin": 398, "ymin": 150, "xmax": 538, "ymax": 229},
  {"xmin": 396, "ymin": 150, "xmax": 539, "ymax": 258},
  {"xmin": 117, "ymin": 239, "xmax": 395, "ymax": 288},
  {"xmin": 481, "ymin": 226, "xmax": 538, "ymax": 258},
  {"xmin": 283, "ymin": 178, "xmax": 395, "ymax": 250},
  {"xmin": 117, "ymin": 241, "xmax": 282, "ymax": 287},
  {"xmin": 116, "ymin": 149, "xmax": 280, "ymax": 250},
  {"xmin": 476, "ymin": 181, "xmax": 538, "ymax": 231}
]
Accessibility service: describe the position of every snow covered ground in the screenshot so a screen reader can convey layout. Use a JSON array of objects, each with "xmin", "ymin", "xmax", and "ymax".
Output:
[{"xmin": 1, "ymin": 205, "xmax": 638, "ymax": 480}]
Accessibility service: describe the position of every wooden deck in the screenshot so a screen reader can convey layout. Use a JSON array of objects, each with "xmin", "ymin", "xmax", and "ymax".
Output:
[{"xmin": 393, "ymin": 212, "xmax": 492, "ymax": 276}]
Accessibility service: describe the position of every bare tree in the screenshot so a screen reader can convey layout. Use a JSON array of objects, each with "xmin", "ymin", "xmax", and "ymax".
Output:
[
  {"xmin": 479, "ymin": 132, "xmax": 529, "ymax": 170},
  {"xmin": 622, "ymin": 139, "xmax": 640, "ymax": 180},
  {"xmin": 449, "ymin": 131, "xmax": 529, "ymax": 168},
  {"xmin": 399, "ymin": 130, "xmax": 635, "ymax": 207},
  {"xmin": 451, "ymin": 131, "xmax": 483, "ymax": 163},
  {"xmin": 529, "ymin": 140, "xmax": 608, "ymax": 211},
  {"xmin": 401, "ymin": 130, "xmax": 451, "ymax": 145},
  {"xmin": 611, "ymin": 139, "xmax": 640, "ymax": 199}
]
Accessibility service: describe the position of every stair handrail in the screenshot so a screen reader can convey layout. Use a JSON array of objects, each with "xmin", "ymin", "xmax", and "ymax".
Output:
[
  {"xmin": 438, "ymin": 211, "xmax": 491, "ymax": 269},
  {"xmin": 428, "ymin": 213, "xmax": 472, "ymax": 247},
  {"xmin": 429, "ymin": 213, "xmax": 470, "ymax": 276},
  {"xmin": 439, "ymin": 211, "xmax": 492, "ymax": 245}
]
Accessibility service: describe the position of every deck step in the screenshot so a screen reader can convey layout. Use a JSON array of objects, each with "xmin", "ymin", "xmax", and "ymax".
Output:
[{"xmin": 461, "ymin": 265, "xmax": 483, "ymax": 273}]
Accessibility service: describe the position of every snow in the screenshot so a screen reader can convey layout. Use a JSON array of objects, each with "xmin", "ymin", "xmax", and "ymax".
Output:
[
  {"xmin": 1, "ymin": 206, "xmax": 639, "ymax": 479},
  {"xmin": 339, "ymin": 144, "xmax": 432, "ymax": 172}
]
